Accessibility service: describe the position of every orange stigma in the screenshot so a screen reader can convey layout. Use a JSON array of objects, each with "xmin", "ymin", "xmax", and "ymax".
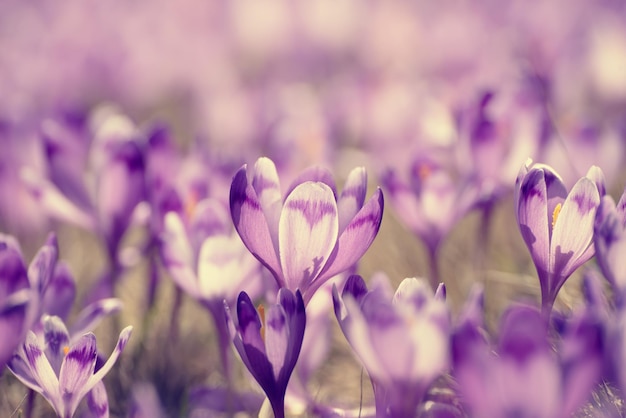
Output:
[
  {"xmin": 184, "ymin": 190, "xmax": 199, "ymax": 220},
  {"xmin": 417, "ymin": 164, "xmax": 432, "ymax": 180},
  {"xmin": 257, "ymin": 304, "xmax": 266, "ymax": 342},
  {"xmin": 63, "ymin": 346, "xmax": 70, "ymax": 356},
  {"xmin": 552, "ymin": 203, "xmax": 562, "ymax": 230}
]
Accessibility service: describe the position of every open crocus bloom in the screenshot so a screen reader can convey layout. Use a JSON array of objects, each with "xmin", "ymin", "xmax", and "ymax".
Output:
[
  {"xmin": 333, "ymin": 274, "xmax": 449, "ymax": 418},
  {"xmin": 8, "ymin": 316, "xmax": 132, "ymax": 418},
  {"xmin": 230, "ymin": 157, "xmax": 383, "ymax": 303},
  {"xmin": 226, "ymin": 289, "xmax": 305, "ymax": 418},
  {"xmin": 514, "ymin": 159, "xmax": 604, "ymax": 315}
]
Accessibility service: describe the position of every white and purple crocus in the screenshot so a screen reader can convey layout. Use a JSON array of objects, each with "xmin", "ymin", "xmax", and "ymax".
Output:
[
  {"xmin": 514, "ymin": 159, "xmax": 604, "ymax": 315},
  {"xmin": 226, "ymin": 289, "xmax": 306, "ymax": 418},
  {"xmin": 8, "ymin": 316, "xmax": 132, "ymax": 418},
  {"xmin": 230, "ymin": 157, "xmax": 383, "ymax": 303},
  {"xmin": 333, "ymin": 274, "xmax": 449, "ymax": 418}
]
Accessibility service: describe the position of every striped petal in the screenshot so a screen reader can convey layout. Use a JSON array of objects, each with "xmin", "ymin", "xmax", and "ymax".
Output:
[
  {"xmin": 550, "ymin": 177, "xmax": 599, "ymax": 280},
  {"xmin": 516, "ymin": 169, "xmax": 551, "ymax": 277},
  {"xmin": 230, "ymin": 167, "xmax": 283, "ymax": 284},
  {"xmin": 251, "ymin": 157, "xmax": 283, "ymax": 250},
  {"xmin": 264, "ymin": 304, "xmax": 289, "ymax": 380},
  {"xmin": 20, "ymin": 332, "xmax": 61, "ymax": 409},
  {"xmin": 85, "ymin": 380, "xmax": 110, "ymax": 418},
  {"xmin": 278, "ymin": 182, "xmax": 338, "ymax": 291},
  {"xmin": 59, "ymin": 333, "xmax": 99, "ymax": 413},
  {"xmin": 337, "ymin": 167, "xmax": 367, "ymax": 233},
  {"xmin": 43, "ymin": 316, "xmax": 70, "ymax": 376},
  {"xmin": 285, "ymin": 166, "xmax": 337, "ymax": 199},
  {"xmin": 314, "ymin": 189, "xmax": 383, "ymax": 296},
  {"xmin": 69, "ymin": 299, "xmax": 123, "ymax": 339}
]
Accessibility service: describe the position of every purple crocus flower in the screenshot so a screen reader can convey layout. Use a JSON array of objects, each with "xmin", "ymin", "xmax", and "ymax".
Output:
[
  {"xmin": 333, "ymin": 274, "xmax": 449, "ymax": 418},
  {"xmin": 0, "ymin": 234, "xmax": 31, "ymax": 369},
  {"xmin": 23, "ymin": 109, "xmax": 146, "ymax": 263},
  {"xmin": 453, "ymin": 303, "xmax": 603, "ymax": 418},
  {"xmin": 382, "ymin": 157, "xmax": 480, "ymax": 287},
  {"xmin": 514, "ymin": 159, "xmax": 604, "ymax": 315},
  {"xmin": 230, "ymin": 157, "xmax": 383, "ymax": 303},
  {"xmin": 226, "ymin": 289, "xmax": 306, "ymax": 418},
  {"xmin": 8, "ymin": 315, "xmax": 132, "ymax": 418},
  {"xmin": 594, "ymin": 191, "xmax": 626, "ymax": 291}
]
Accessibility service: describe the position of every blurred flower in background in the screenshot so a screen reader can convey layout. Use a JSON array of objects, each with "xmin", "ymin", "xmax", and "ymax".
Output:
[{"xmin": 1, "ymin": 0, "xmax": 626, "ymax": 416}]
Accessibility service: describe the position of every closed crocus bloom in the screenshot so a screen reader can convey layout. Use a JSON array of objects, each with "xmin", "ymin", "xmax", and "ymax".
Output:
[
  {"xmin": 8, "ymin": 316, "xmax": 132, "ymax": 418},
  {"xmin": 514, "ymin": 159, "xmax": 604, "ymax": 315},
  {"xmin": 453, "ymin": 305, "xmax": 603, "ymax": 418},
  {"xmin": 594, "ymin": 191, "xmax": 626, "ymax": 291},
  {"xmin": 230, "ymin": 157, "xmax": 383, "ymax": 304},
  {"xmin": 226, "ymin": 289, "xmax": 306, "ymax": 418},
  {"xmin": 333, "ymin": 274, "xmax": 449, "ymax": 418}
]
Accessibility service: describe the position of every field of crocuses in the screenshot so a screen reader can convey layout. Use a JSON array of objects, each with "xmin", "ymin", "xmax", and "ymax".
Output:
[{"xmin": 2, "ymin": 0, "xmax": 626, "ymax": 417}]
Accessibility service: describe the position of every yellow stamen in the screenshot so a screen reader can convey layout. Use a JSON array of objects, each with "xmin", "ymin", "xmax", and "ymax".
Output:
[
  {"xmin": 63, "ymin": 346, "xmax": 70, "ymax": 356},
  {"xmin": 552, "ymin": 203, "xmax": 562, "ymax": 230},
  {"xmin": 257, "ymin": 304, "xmax": 266, "ymax": 342}
]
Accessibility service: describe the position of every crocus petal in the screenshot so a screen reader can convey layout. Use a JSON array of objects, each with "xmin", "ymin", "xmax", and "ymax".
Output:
[
  {"xmin": 498, "ymin": 306, "xmax": 549, "ymax": 364},
  {"xmin": 85, "ymin": 381, "xmax": 110, "ymax": 418},
  {"xmin": 161, "ymin": 212, "xmax": 199, "ymax": 296},
  {"xmin": 284, "ymin": 166, "xmax": 337, "ymax": 200},
  {"xmin": 43, "ymin": 316, "xmax": 71, "ymax": 376},
  {"xmin": 278, "ymin": 182, "xmax": 338, "ymax": 291},
  {"xmin": 22, "ymin": 332, "xmax": 61, "ymax": 406},
  {"xmin": 236, "ymin": 292, "xmax": 266, "ymax": 355},
  {"xmin": 59, "ymin": 333, "xmax": 99, "ymax": 414},
  {"xmin": 42, "ymin": 262, "xmax": 76, "ymax": 319},
  {"xmin": 585, "ymin": 166, "xmax": 606, "ymax": 198},
  {"xmin": 594, "ymin": 196, "xmax": 623, "ymax": 287},
  {"xmin": 550, "ymin": 177, "xmax": 599, "ymax": 280},
  {"xmin": 83, "ymin": 326, "xmax": 133, "ymax": 396},
  {"xmin": 230, "ymin": 167, "xmax": 283, "ymax": 284},
  {"xmin": 28, "ymin": 233, "xmax": 58, "ymax": 294},
  {"xmin": 21, "ymin": 169, "xmax": 95, "ymax": 230},
  {"xmin": 264, "ymin": 304, "xmax": 289, "ymax": 380},
  {"xmin": 315, "ymin": 189, "xmax": 383, "ymax": 291},
  {"xmin": 337, "ymin": 167, "xmax": 367, "ymax": 233},
  {"xmin": 276, "ymin": 289, "xmax": 305, "ymax": 384},
  {"xmin": 0, "ymin": 236, "xmax": 29, "ymax": 300},
  {"xmin": 251, "ymin": 157, "xmax": 283, "ymax": 249},
  {"xmin": 197, "ymin": 233, "xmax": 259, "ymax": 302},
  {"xmin": 68, "ymin": 299, "xmax": 123, "ymax": 339},
  {"xmin": 0, "ymin": 294, "xmax": 29, "ymax": 368},
  {"xmin": 517, "ymin": 169, "xmax": 551, "ymax": 279}
]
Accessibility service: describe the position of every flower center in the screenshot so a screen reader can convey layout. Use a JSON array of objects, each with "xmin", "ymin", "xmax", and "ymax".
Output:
[
  {"xmin": 63, "ymin": 346, "xmax": 70, "ymax": 356},
  {"xmin": 552, "ymin": 203, "xmax": 562, "ymax": 230}
]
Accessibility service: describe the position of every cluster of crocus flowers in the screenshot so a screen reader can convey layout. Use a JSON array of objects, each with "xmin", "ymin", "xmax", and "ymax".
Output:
[
  {"xmin": 230, "ymin": 157, "xmax": 384, "ymax": 304},
  {"xmin": 514, "ymin": 159, "xmax": 604, "ymax": 315}
]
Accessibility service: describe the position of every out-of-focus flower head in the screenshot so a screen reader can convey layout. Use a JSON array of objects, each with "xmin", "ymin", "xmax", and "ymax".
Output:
[
  {"xmin": 514, "ymin": 159, "xmax": 604, "ymax": 315},
  {"xmin": 453, "ymin": 302, "xmax": 603, "ymax": 418},
  {"xmin": 226, "ymin": 289, "xmax": 306, "ymax": 418},
  {"xmin": 333, "ymin": 274, "xmax": 449, "ymax": 418},
  {"xmin": 594, "ymin": 190, "xmax": 626, "ymax": 292},
  {"xmin": 23, "ymin": 107, "xmax": 147, "ymax": 259},
  {"xmin": 8, "ymin": 315, "xmax": 132, "ymax": 418},
  {"xmin": 0, "ymin": 233, "xmax": 31, "ymax": 369},
  {"xmin": 230, "ymin": 157, "xmax": 383, "ymax": 304},
  {"xmin": 382, "ymin": 154, "xmax": 481, "ymax": 286},
  {"xmin": 161, "ymin": 197, "xmax": 264, "ymax": 308}
]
